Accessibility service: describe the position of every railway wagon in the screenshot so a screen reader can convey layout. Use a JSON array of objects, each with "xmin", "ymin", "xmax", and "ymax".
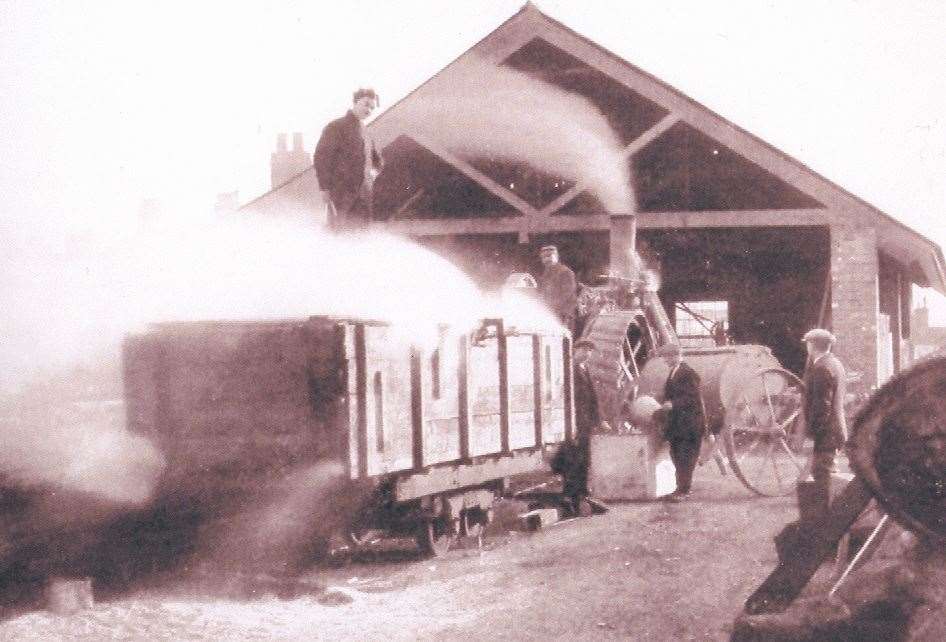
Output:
[{"xmin": 123, "ymin": 315, "xmax": 573, "ymax": 558}]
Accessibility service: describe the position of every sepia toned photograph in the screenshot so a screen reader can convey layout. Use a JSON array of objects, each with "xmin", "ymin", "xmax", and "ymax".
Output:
[{"xmin": 2, "ymin": 1, "xmax": 944, "ymax": 639}]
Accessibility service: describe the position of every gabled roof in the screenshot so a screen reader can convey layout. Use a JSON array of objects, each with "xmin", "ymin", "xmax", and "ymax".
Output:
[
  {"xmin": 516, "ymin": 3, "xmax": 946, "ymax": 292},
  {"xmin": 509, "ymin": 3, "xmax": 946, "ymax": 291},
  {"xmin": 244, "ymin": 2, "xmax": 945, "ymax": 293}
]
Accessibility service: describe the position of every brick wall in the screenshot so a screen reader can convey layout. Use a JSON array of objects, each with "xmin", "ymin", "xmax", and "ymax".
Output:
[{"xmin": 830, "ymin": 224, "xmax": 879, "ymax": 391}]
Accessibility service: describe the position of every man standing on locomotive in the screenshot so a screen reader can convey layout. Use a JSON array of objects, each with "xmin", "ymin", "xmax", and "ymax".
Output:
[
  {"xmin": 537, "ymin": 245, "xmax": 578, "ymax": 334},
  {"xmin": 313, "ymin": 87, "xmax": 384, "ymax": 231},
  {"xmin": 800, "ymin": 328, "xmax": 847, "ymax": 519},
  {"xmin": 656, "ymin": 343, "xmax": 706, "ymax": 502}
]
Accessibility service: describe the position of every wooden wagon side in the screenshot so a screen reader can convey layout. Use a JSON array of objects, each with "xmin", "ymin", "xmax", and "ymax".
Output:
[{"xmin": 122, "ymin": 315, "xmax": 574, "ymax": 557}]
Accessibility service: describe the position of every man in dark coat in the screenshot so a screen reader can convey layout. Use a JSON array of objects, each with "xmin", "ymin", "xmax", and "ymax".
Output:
[
  {"xmin": 313, "ymin": 88, "xmax": 384, "ymax": 231},
  {"xmin": 553, "ymin": 339, "xmax": 600, "ymax": 514},
  {"xmin": 537, "ymin": 245, "xmax": 578, "ymax": 334},
  {"xmin": 801, "ymin": 328, "xmax": 847, "ymax": 518},
  {"xmin": 657, "ymin": 342, "xmax": 706, "ymax": 501}
]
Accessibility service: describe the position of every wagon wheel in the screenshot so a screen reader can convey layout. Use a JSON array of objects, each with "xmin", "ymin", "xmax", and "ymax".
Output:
[
  {"xmin": 415, "ymin": 518, "xmax": 457, "ymax": 558},
  {"xmin": 461, "ymin": 510, "xmax": 484, "ymax": 540},
  {"xmin": 723, "ymin": 367, "xmax": 808, "ymax": 496}
]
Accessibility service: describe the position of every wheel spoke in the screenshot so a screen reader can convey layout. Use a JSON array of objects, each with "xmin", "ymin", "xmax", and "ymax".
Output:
[
  {"xmin": 761, "ymin": 373, "xmax": 778, "ymax": 426},
  {"xmin": 770, "ymin": 443, "xmax": 785, "ymax": 491},
  {"xmin": 731, "ymin": 429, "xmax": 765, "ymax": 466},
  {"xmin": 777, "ymin": 408, "xmax": 801, "ymax": 434},
  {"xmin": 753, "ymin": 437, "xmax": 777, "ymax": 482},
  {"xmin": 741, "ymin": 394, "xmax": 765, "ymax": 428},
  {"xmin": 777, "ymin": 437, "xmax": 806, "ymax": 472},
  {"xmin": 725, "ymin": 367, "xmax": 806, "ymax": 496}
]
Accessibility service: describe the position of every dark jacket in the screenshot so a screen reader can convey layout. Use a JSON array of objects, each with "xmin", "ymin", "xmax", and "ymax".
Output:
[
  {"xmin": 313, "ymin": 111, "xmax": 383, "ymax": 208},
  {"xmin": 663, "ymin": 362, "xmax": 706, "ymax": 442},
  {"xmin": 803, "ymin": 353, "xmax": 847, "ymax": 451},
  {"xmin": 573, "ymin": 362, "xmax": 600, "ymax": 447},
  {"xmin": 552, "ymin": 361, "xmax": 598, "ymax": 498},
  {"xmin": 539, "ymin": 262, "xmax": 577, "ymax": 324}
]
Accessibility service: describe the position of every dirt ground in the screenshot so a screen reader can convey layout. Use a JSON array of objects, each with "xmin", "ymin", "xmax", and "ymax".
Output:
[{"xmin": 0, "ymin": 460, "xmax": 826, "ymax": 642}]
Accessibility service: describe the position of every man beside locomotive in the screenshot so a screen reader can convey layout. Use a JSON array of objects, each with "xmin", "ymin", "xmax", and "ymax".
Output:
[
  {"xmin": 552, "ymin": 338, "xmax": 599, "ymax": 515},
  {"xmin": 800, "ymin": 328, "xmax": 847, "ymax": 519},
  {"xmin": 537, "ymin": 245, "xmax": 578, "ymax": 334},
  {"xmin": 313, "ymin": 88, "xmax": 384, "ymax": 231},
  {"xmin": 549, "ymin": 338, "xmax": 612, "ymax": 516},
  {"xmin": 655, "ymin": 343, "xmax": 706, "ymax": 502}
]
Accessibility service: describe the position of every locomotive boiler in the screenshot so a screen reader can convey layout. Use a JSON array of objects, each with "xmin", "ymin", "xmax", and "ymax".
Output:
[{"xmin": 576, "ymin": 276, "xmax": 807, "ymax": 497}]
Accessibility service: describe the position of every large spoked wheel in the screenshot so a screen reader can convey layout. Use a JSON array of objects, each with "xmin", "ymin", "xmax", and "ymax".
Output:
[
  {"xmin": 723, "ymin": 367, "xmax": 808, "ymax": 496},
  {"xmin": 415, "ymin": 518, "xmax": 457, "ymax": 558}
]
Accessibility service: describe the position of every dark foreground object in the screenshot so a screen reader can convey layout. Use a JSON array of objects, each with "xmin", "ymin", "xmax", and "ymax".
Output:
[
  {"xmin": 743, "ymin": 477, "xmax": 873, "ymax": 614},
  {"xmin": 738, "ymin": 355, "xmax": 946, "ymax": 639}
]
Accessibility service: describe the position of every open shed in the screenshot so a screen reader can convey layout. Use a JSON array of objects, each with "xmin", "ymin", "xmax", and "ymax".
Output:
[{"xmin": 249, "ymin": 3, "xmax": 946, "ymax": 391}]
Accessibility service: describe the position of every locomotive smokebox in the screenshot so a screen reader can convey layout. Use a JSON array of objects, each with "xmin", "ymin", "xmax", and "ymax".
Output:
[{"xmin": 608, "ymin": 213, "xmax": 638, "ymax": 281}]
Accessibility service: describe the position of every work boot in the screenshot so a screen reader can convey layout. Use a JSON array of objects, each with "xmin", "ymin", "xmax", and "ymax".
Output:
[{"xmin": 661, "ymin": 489, "xmax": 690, "ymax": 503}]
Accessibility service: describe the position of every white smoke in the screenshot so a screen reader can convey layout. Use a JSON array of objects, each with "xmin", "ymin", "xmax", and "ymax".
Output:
[
  {"xmin": 0, "ymin": 54, "xmax": 634, "ymax": 503},
  {"xmin": 0, "ymin": 207, "xmax": 565, "ymax": 501},
  {"xmin": 0, "ymin": 405, "xmax": 165, "ymax": 505},
  {"xmin": 396, "ymin": 56, "xmax": 634, "ymax": 214}
]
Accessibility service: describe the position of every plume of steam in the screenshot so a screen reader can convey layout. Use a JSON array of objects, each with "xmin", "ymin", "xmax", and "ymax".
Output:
[
  {"xmin": 396, "ymin": 56, "xmax": 635, "ymax": 214},
  {"xmin": 0, "ymin": 207, "xmax": 567, "ymax": 504},
  {"xmin": 197, "ymin": 461, "xmax": 356, "ymax": 578},
  {"xmin": 0, "ymin": 405, "xmax": 165, "ymax": 506},
  {"xmin": 0, "ymin": 53, "xmax": 639, "ymax": 571}
]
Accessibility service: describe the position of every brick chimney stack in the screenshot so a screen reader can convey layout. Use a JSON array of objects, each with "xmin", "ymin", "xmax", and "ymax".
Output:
[{"xmin": 270, "ymin": 131, "xmax": 310, "ymax": 189}]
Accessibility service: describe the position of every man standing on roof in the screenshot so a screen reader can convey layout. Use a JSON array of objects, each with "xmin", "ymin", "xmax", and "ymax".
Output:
[
  {"xmin": 800, "ymin": 328, "xmax": 847, "ymax": 519},
  {"xmin": 313, "ymin": 88, "xmax": 384, "ymax": 231},
  {"xmin": 537, "ymin": 245, "xmax": 578, "ymax": 334}
]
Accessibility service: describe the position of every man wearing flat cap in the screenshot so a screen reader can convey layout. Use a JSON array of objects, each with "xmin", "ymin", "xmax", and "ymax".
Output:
[
  {"xmin": 801, "ymin": 328, "xmax": 847, "ymax": 518},
  {"xmin": 656, "ymin": 342, "xmax": 706, "ymax": 501},
  {"xmin": 313, "ymin": 88, "xmax": 384, "ymax": 231},
  {"xmin": 537, "ymin": 245, "xmax": 578, "ymax": 334},
  {"xmin": 552, "ymin": 338, "xmax": 600, "ymax": 514}
]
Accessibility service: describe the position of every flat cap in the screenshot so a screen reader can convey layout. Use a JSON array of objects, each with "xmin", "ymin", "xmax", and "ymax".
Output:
[{"xmin": 802, "ymin": 328, "xmax": 836, "ymax": 344}]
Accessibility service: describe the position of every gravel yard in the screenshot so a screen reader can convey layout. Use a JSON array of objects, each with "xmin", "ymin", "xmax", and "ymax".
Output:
[{"xmin": 0, "ymin": 463, "xmax": 812, "ymax": 641}]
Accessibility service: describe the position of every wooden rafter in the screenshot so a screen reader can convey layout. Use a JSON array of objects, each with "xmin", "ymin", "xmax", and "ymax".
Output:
[
  {"xmin": 406, "ymin": 112, "xmax": 679, "ymax": 239},
  {"xmin": 636, "ymin": 208, "xmax": 828, "ymax": 229},
  {"xmin": 393, "ymin": 188, "xmax": 427, "ymax": 219},
  {"xmin": 370, "ymin": 213, "xmax": 610, "ymax": 237},
  {"xmin": 536, "ymin": 113, "xmax": 680, "ymax": 217},
  {"xmin": 409, "ymin": 133, "xmax": 540, "ymax": 217},
  {"xmin": 371, "ymin": 208, "xmax": 830, "ymax": 238}
]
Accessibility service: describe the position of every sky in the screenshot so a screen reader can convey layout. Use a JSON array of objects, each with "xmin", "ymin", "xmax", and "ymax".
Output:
[{"xmin": 1, "ymin": 0, "xmax": 944, "ymax": 314}]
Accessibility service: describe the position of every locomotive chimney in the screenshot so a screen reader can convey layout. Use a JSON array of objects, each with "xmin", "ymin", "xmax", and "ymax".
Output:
[{"xmin": 609, "ymin": 212, "xmax": 638, "ymax": 281}]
